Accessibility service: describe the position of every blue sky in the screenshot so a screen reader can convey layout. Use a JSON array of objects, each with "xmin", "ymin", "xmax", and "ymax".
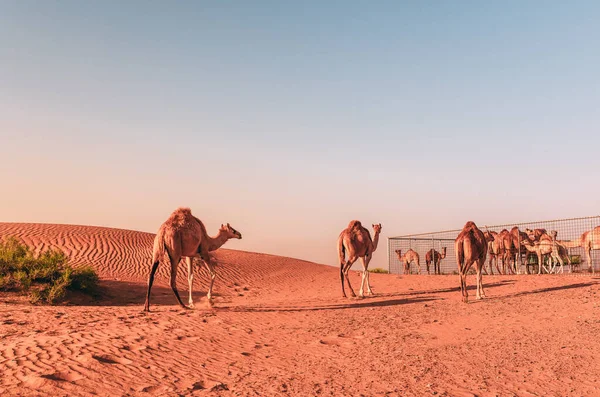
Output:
[{"xmin": 1, "ymin": 1, "xmax": 599, "ymax": 267}]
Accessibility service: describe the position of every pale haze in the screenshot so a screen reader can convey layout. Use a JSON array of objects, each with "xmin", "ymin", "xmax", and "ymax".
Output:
[{"xmin": 1, "ymin": 1, "xmax": 599, "ymax": 270}]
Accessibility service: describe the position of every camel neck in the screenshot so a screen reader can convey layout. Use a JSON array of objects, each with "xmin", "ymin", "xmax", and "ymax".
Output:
[
  {"xmin": 372, "ymin": 231, "xmax": 381, "ymax": 251},
  {"xmin": 207, "ymin": 230, "xmax": 229, "ymax": 252}
]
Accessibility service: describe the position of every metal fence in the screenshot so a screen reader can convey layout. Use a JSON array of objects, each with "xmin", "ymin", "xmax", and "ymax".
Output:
[{"xmin": 388, "ymin": 216, "xmax": 600, "ymax": 275}]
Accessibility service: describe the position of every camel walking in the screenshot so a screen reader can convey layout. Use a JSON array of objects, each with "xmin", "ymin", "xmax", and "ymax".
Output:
[
  {"xmin": 455, "ymin": 221, "xmax": 488, "ymax": 303},
  {"xmin": 337, "ymin": 221, "xmax": 382, "ymax": 298},
  {"xmin": 425, "ymin": 247, "xmax": 446, "ymax": 275},
  {"xmin": 395, "ymin": 249, "xmax": 421, "ymax": 275},
  {"xmin": 144, "ymin": 207, "xmax": 242, "ymax": 311},
  {"xmin": 563, "ymin": 226, "xmax": 600, "ymax": 273}
]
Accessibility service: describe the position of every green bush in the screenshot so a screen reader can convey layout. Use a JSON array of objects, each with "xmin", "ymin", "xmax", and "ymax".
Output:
[
  {"xmin": 369, "ymin": 268, "xmax": 389, "ymax": 274},
  {"xmin": 0, "ymin": 237, "xmax": 99, "ymax": 304}
]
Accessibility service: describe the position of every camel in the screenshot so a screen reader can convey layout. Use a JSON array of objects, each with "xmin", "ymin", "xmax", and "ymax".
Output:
[
  {"xmin": 144, "ymin": 207, "xmax": 242, "ymax": 312},
  {"xmin": 425, "ymin": 247, "xmax": 446, "ymax": 275},
  {"xmin": 497, "ymin": 229, "xmax": 516, "ymax": 274},
  {"xmin": 337, "ymin": 221, "xmax": 382, "ymax": 298},
  {"xmin": 510, "ymin": 227, "xmax": 530, "ymax": 274},
  {"xmin": 455, "ymin": 221, "xmax": 488, "ymax": 303},
  {"xmin": 549, "ymin": 230, "xmax": 572, "ymax": 273},
  {"xmin": 525, "ymin": 228, "xmax": 549, "ymax": 242},
  {"xmin": 520, "ymin": 231, "xmax": 571, "ymax": 274},
  {"xmin": 562, "ymin": 226, "xmax": 600, "ymax": 273},
  {"xmin": 483, "ymin": 229, "xmax": 502, "ymax": 274},
  {"xmin": 395, "ymin": 249, "xmax": 421, "ymax": 275}
]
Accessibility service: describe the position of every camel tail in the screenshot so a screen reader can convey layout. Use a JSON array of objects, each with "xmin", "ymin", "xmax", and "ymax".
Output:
[
  {"xmin": 455, "ymin": 239, "xmax": 466, "ymax": 273},
  {"xmin": 338, "ymin": 235, "xmax": 346, "ymax": 265},
  {"xmin": 145, "ymin": 229, "xmax": 167, "ymax": 311}
]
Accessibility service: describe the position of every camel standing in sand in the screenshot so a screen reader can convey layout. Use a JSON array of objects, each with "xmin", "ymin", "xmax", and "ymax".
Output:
[
  {"xmin": 483, "ymin": 229, "xmax": 502, "ymax": 274},
  {"xmin": 510, "ymin": 227, "xmax": 530, "ymax": 274},
  {"xmin": 497, "ymin": 229, "xmax": 516, "ymax": 274},
  {"xmin": 520, "ymin": 230, "xmax": 571, "ymax": 274},
  {"xmin": 563, "ymin": 226, "xmax": 600, "ymax": 273},
  {"xmin": 144, "ymin": 207, "xmax": 242, "ymax": 311},
  {"xmin": 425, "ymin": 247, "xmax": 446, "ymax": 275},
  {"xmin": 338, "ymin": 221, "xmax": 382, "ymax": 298},
  {"xmin": 455, "ymin": 221, "xmax": 488, "ymax": 303},
  {"xmin": 395, "ymin": 249, "xmax": 421, "ymax": 275}
]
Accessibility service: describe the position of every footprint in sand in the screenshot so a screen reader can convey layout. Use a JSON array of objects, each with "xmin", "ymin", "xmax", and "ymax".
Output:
[
  {"xmin": 92, "ymin": 354, "xmax": 133, "ymax": 365},
  {"xmin": 39, "ymin": 371, "xmax": 84, "ymax": 383}
]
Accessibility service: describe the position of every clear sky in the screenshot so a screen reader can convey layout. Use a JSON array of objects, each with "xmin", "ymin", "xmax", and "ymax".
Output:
[{"xmin": 1, "ymin": 1, "xmax": 599, "ymax": 269}]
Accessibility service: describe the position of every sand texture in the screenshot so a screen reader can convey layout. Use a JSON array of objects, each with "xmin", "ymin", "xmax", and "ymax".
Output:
[{"xmin": 1, "ymin": 222, "xmax": 600, "ymax": 396}]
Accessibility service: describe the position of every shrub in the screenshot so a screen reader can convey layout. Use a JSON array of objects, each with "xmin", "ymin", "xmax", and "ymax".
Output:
[
  {"xmin": 369, "ymin": 268, "xmax": 389, "ymax": 274},
  {"xmin": 0, "ymin": 237, "xmax": 99, "ymax": 304}
]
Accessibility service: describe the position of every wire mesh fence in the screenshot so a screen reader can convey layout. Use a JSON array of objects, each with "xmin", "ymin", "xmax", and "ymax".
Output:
[{"xmin": 388, "ymin": 216, "xmax": 600, "ymax": 275}]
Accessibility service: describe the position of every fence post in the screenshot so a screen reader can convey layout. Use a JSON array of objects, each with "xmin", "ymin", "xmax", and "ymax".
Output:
[
  {"xmin": 387, "ymin": 237, "xmax": 391, "ymax": 274},
  {"xmin": 591, "ymin": 218, "xmax": 595, "ymax": 273}
]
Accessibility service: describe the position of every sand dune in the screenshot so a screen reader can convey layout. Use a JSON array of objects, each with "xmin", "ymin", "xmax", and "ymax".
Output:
[
  {"xmin": 2, "ymin": 223, "xmax": 600, "ymax": 396},
  {"xmin": 0, "ymin": 223, "xmax": 333, "ymax": 299}
]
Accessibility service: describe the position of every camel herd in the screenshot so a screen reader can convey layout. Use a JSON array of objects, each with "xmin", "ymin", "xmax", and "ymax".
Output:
[
  {"xmin": 341, "ymin": 220, "xmax": 600, "ymax": 303},
  {"xmin": 144, "ymin": 208, "xmax": 600, "ymax": 310}
]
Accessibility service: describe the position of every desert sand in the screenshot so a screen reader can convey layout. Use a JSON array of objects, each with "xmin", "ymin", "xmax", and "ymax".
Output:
[{"xmin": 1, "ymin": 222, "xmax": 600, "ymax": 396}]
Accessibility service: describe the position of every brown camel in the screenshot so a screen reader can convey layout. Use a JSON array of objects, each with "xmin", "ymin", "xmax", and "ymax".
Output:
[
  {"xmin": 497, "ymin": 229, "xmax": 516, "ymax": 274},
  {"xmin": 455, "ymin": 221, "xmax": 487, "ymax": 303},
  {"xmin": 562, "ymin": 226, "xmax": 600, "ymax": 273},
  {"xmin": 483, "ymin": 229, "xmax": 502, "ymax": 274},
  {"xmin": 144, "ymin": 207, "xmax": 242, "ymax": 311},
  {"xmin": 395, "ymin": 249, "xmax": 421, "ymax": 275},
  {"xmin": 510, "ymin": 227, "xmax": 530, "ymax": 274},
  {"xmin": 337, "ymin": 221, "xmax": 382, "ymax": 298},
  {"xmin": 425, "ymin": 247, "xmax": 446, "ymax": 275}
]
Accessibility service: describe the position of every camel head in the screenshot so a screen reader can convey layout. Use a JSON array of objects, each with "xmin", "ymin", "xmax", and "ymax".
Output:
[
  {"xmin": 221, "ymin": 223, "xmax": 242, "ymax": 239},
  {"xmin": 372, "ymin": 223, "xmax": 382, "ymax": 234},
  {"xmin": 395, "ymin": 249, "xmax": 402, "ymax": 258}
]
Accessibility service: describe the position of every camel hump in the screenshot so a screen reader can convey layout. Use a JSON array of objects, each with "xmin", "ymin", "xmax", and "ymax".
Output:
[
  {"xmin": 463, "ymin": 221, "xmax": 478, "ymax": 231},
  {"xmin": 167, "ymin": 207, "xmax": 193, "ymax": 228},
  {"xmin": 348, "ymin": 220, "xmax": 363, "ymax": 230}
]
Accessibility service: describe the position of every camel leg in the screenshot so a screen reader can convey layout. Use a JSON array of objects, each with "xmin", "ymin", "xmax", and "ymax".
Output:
[
  {"xmin": 202, "ymin": 259, "xmax": 217, "ymax": 302},
  {"xmin": 340, "ymin": 262, "xmax": 347, "ymax": 298},
  {"xmin": 144, "ymin": 259, "xmax": 160, "ymax": 312},
  {"xmin": 557, "ymin": 254, "xmax": 565, "ymax": 274},
  {"xmin": 426, "ymin": 261, "xmax": 430, "ymax": 275},
  {"xmin": 417, "ymin": 260, "xmax": 421, "ymax": 275},
  {"xmin": 461, "ymin": 272, "xmax": 469, "ymax": 303},
  {"xmin": 477, "ymin": 260, "xmax": 486, "ymax": 299},
  {"xmin": 186, "ymin": 257, "xmax": 195, "ymax": 308},
  {"xmin": 358, "ymin": 256, "xmax": 369, "ymax": 297},
  {"xmin": 537, "ymin": 252, "xmax": 543, "ymax": 275},
  {"xmin": 343, "ymin": 261, "xmax": 357, "ymax": 297},
  {"xmin": 168, "ymin": 252, "xmax": 187, "ymax": 309},
  {"xmin": 365, "ymin": 256, "xmax": 374, "ymax": 295},
  {"xmin": 587, "ymin": 247, "xmax": 594, "ymax": 273}
]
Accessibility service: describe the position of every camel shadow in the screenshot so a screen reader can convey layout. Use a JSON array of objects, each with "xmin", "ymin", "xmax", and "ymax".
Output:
[
  {"xmin": 53, "ymin": 280, "xmax": 203, "ymax": 307},
  {"xmin": 504, "ymin": 281, "xmax": 599, "ymax": 299},
  {"xmin": 375, "ymin": 279, "xmax": 516, "ymax": 299},
  {"xmin": 217, "ymin": 295, "xmax": 440, "ymax": 313}
]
